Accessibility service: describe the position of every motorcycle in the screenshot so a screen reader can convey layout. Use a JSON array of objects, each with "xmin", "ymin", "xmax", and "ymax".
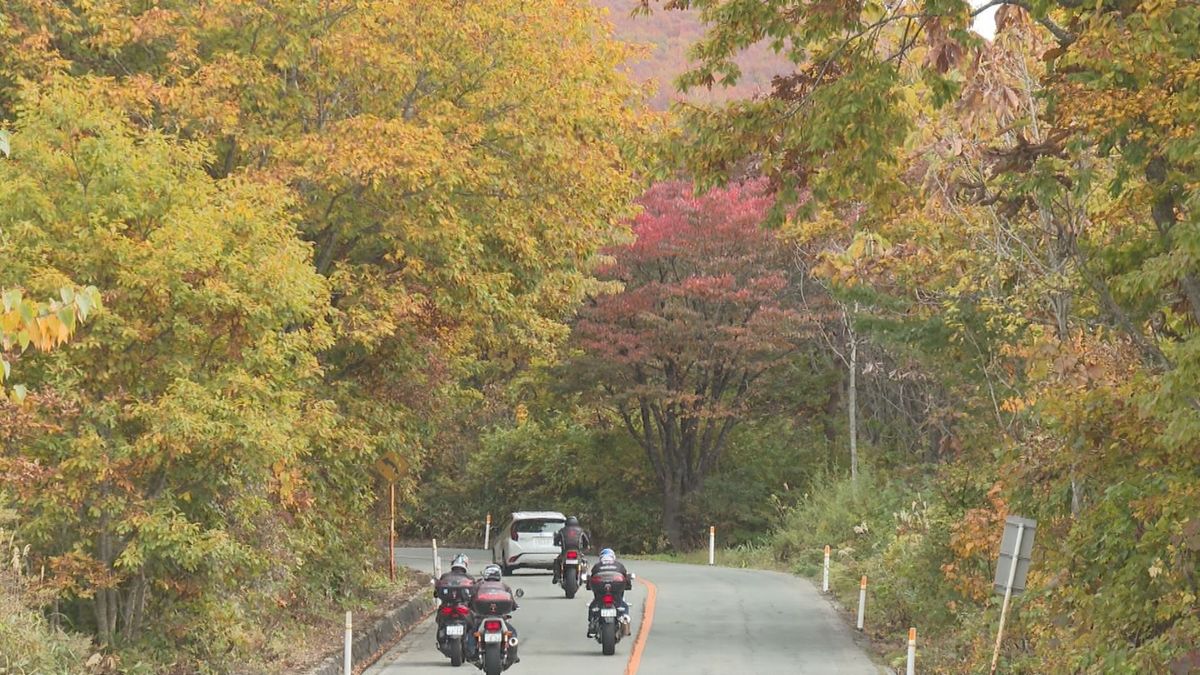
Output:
[
  {"xmin": 435, "ymin": 602, "xmax": 472, "ymax": 667},
  {"xmin": 558, "ymin": 550, "xmax": 587, "ymax": 599},
  {"xmin": 473, "ymin": 588, "xmax": 523, "ymax": 675},
  {"xmin": 588, "ymin": 574, "xmax": 633, "ymax": 656}
]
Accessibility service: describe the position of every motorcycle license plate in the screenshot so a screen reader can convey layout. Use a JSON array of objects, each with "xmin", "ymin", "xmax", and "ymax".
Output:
[
  {"xmin": 600, "ymin": 608, "xmax": 617, "ymax": 618},
  {"xmin": 564, "ymin": 559, "xmax": 578, "ymax": 565},
  {"xmin": 484, "ymin": 632, "xmax": 503, "ymax": 643},
  {"xmin": 445, "ymin": 625, "xmax": 464, "ymax": 637}
]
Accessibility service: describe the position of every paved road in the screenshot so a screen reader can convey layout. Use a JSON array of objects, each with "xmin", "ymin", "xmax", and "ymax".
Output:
[
  {"xmin": 369, "ymin": 548, "xmax": 639, "ymax": 674},
  {"xmin": 368, "ymin": 547, "xmax": 881, "ymax": 674}
]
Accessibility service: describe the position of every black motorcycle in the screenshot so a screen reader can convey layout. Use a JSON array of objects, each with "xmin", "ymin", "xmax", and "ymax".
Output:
[
  {"xmin": 557, "ymin": 550, "xmax": 587, "ymax": 599},
  {"xmin": 435, "ymin": 601, "xmax": 472, "ymax": 666},
  {"xmin": 587, "ymin": 574, "xmax": 633, "ymax": 656}
]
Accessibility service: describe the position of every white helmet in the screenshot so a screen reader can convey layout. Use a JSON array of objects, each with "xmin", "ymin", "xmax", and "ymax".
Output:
[
  {"xmin": 482, "ymin": 564, "xmax": 503, "ymax": 581},
  {"xmin": 451, "ymin": 554, "xmax": 469, "ymax": 573}
]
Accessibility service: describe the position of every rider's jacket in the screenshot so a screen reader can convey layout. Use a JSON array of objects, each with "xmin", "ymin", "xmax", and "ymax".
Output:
[
  {"xmin": 587, "ymin": 560, "xmax": 632, "ymax": 592},
  {"xmin": 434, "ymin": 570, "xmax": 475, "ymax": 605},
  {"xmin": 554, "ymin": 524, "xmax": 590, "ymax": 551}
]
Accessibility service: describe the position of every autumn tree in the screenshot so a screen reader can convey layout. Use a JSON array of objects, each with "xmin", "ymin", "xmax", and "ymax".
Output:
[
  {"xmin": 0, "ymin": 0, "xmax": 648, "ymax": 499},
  {"xmin": 572, "ymin": 179, "xmax": 809, "ymax": 548},
  {"xmin": 635, "ymin": 0, "xmax": 1200, "ymax": 667},
  {"xmin": 0, "ymin": 78, "xmax": 331, "ymax": 649},
  {"xmin": 0, "ymin": 1, "xmax": 653, "ymax": 665}
]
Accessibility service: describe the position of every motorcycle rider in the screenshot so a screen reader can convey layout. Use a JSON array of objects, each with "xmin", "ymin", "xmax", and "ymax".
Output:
[
  {"xmin": 585, "ymin": 548, "xmax": 633, "ymax": 637},
  {"xmin": 471, "ymin": 564, "xmax": 521, "ymax": 666},
  {"xmin": 433, "ymin": 554, "xmax": 476, "ymax": 654},
  {"xmin": 552, "ymin": 515, "xmax": 591, "ymax": 584}
]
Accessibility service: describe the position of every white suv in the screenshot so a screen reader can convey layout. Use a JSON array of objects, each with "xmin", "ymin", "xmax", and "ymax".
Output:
[{"xmin": 492, "ymin": 511, "xmax": 566, "ymax": 575}]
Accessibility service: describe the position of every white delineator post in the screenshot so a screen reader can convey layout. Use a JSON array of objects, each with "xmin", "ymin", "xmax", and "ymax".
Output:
[
  {"xmin": 484, "ymin": 513, "xmax": 492, "ymax": 550},
  {"xmin": 856, "ymin": 575, "xmax": 867, "ymax": 631},
  {"xmin": 822, "ymin": 545, "xmax": 831, "ymax": 593},
  {"xmin": 708, "ymin": 526, "xmax": 715, "ymax": 566},
  {"xmin": 343, "ymin": 611, "xmax": 352, "ymax": 674},
  {"xmin": 432, "ymin": 538, "xmax": 441, "ymax": 578},
  {"xmin": 907, "ymin": 627, "xmax": 917, "ymax": 675},
  {"xmin": 990, "ymin": 522, "xmax": 1026, "ymax": 674}
]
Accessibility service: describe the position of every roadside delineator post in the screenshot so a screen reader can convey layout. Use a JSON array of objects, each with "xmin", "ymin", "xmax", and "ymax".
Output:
[
  {"xmin": 484, "ymin": 513, "xmax": 492, "ymax": 550},
  {"xmin": 822, "ymin": 545, "xmax": 831, "ymax": 593},
  {"xmin": 907, "ymin": 627, "xmax": 917, "ymax": 675},
  {"xmin": 708, "ymin": 526, "xmax": 715, "ymax": 566},
  {"xmin": 432, "ymin": 538, "xmax": 441, "ymax": 578},
  {"xmin": 856, "ymin": 575, "xmax": 867, "ymax": 631},
  {"xmin": 343, "ymin": 611, "xmax": 352, "ymax": 674}
]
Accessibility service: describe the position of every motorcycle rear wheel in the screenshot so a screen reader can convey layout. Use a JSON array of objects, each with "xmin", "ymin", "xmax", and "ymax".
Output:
[
  {"xmin": 563, "ymin": 567, "xmax": 578, "ymax": 599},
  {"xmin": 601, "ymin": 621, "xmax": 616, "ymax": 656},
  {"xmin": 449, "ymin": 637, "xmax": 464, "ymax": 666},
  {"xmin": 483, "ymin": 643, "xmax": 503, "ymax": 675}
]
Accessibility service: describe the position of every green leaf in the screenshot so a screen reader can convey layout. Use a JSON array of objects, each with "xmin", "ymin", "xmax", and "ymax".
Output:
[
  {"xmin": 2, "ymin": 289, "xmax": 21, "ymax": 312},
  {"xmin": 76, "ymin": 290, "xmax": 93, "ymax": 320},
  {"xmin": 58, "ymin": 306, "xmax": 77, "ymax": 331},
  {"xmin": 11, "ymin": 384, "xmax": 27, "ymax": 403},
  {"xmin": 1, "ymin": 358, "xmax": 9, "ymax": 382}
]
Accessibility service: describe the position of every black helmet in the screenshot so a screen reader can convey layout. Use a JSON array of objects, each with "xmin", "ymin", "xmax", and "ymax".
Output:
[{"xmin": 565, "ymin": 516, "xmax": 579, "ymax": 527}]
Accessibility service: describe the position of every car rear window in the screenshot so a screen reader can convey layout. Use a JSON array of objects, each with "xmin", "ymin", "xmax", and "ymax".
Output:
[{"xmin": 514, "ymin": 519, "xmax": 563, "ymax": 534}]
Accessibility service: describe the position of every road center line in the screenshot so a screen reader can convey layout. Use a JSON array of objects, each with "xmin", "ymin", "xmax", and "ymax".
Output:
[{"xmin": 624, "ymin": 576, "xmax": 658, "ymax": 675}]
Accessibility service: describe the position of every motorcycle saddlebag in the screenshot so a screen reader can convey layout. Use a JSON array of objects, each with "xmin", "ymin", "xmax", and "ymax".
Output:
[
  {"xmin": 435, "ymin": 577, "xmax": 474, "ymax": 604},
  {"xmin": 471, "ymin": 588, "xmax": 516, "ymax": 616}
]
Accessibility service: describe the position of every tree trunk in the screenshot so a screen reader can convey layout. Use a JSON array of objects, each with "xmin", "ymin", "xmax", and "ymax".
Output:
[
  {"xmin": 848, "ymin": 323, "xmax": 859, "ymax": 484},
  {"xmin": 661, "ymin": 479, "xmax": 684, "ymax": 550}
]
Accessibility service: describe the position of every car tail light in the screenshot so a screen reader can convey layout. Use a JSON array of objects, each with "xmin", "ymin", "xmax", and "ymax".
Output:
[
  {"xmin": 484, "ymin": 620, "xmax": 502, "ymax": 632},
  {"xmin": 566, "ymin": 550, "xmax": 578, "ymax": 560},
  {"xmin": 510, "ymin": 524, "xmax": 518, "ymax": 541},
  {"xmin": 455, "ymin": 605, "xmax": 470, "ymax": 616},
  {"xmin": 603, "ymin": 594, "xmax": 614, "ymax": 606},
  {"xmin": 439, "ymin": 606, "xmax": 453, "ymax": 616}
]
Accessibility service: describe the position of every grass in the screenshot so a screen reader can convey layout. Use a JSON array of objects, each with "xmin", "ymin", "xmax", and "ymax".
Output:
[{"xmin": 631, "ymin": 542, "xmax": 787, "ymax": 571}]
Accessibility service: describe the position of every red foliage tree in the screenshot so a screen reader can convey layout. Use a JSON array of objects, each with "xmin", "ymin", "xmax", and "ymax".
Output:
[{"xmin": 574, "ymin": 179, "xmax": 809, "ymax": 548}]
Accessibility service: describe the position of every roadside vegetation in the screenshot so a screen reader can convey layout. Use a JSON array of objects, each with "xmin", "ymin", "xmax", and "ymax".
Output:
[{"xmin": 2, "ymin": 0, "xmax": 1197, "ymax": 673}]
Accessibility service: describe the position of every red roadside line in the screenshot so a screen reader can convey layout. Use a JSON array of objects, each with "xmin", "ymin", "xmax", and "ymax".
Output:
[{"xmin": 624, "ymin": 576, "xmax": 658, "ymax": 675}]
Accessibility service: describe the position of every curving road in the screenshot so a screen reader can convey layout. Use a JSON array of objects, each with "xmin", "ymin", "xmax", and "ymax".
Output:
[{"xmin": 367, "ymin": 547, "xmax": 881, "ymax": 675}]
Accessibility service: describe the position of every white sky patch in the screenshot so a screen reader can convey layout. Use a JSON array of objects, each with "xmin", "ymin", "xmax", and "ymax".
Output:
[{"xmin": 971, "ymin": 0, "xmax": 999, "ymax": 40}]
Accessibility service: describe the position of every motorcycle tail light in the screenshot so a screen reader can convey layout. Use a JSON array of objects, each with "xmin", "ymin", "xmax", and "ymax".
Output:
[
  {"xmin": 566, "ymin": 550, "xmax": 578, "ymax": 560},
  {"xmin": 484, "ymin": 619, "xmax": 502, "ymax": 632},
  {"xmin": 439, "ymin": 606, "xmax": 453, "ymax": 616},
  {"xmin": 455, "ymin": 605, "xmax": 470, "ymax": 616},
  {"xmin": 603, "ymin": 594, "xmax": 614, "ymax": 606}
]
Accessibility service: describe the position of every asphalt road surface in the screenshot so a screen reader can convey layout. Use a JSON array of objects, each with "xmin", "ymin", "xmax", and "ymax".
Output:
[{"xmin": 367, "ymin": 547, "xmax": 881, "ymax": 675}]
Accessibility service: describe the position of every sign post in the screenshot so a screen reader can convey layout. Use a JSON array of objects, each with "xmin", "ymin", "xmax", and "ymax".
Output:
[
  {"xmin": 990, "ymin": 516, "xmax": 1036, "ymax": 674},
  {"xmin": 708, "ymin": 526, "xmax": 716, "ymax": 566},
  {"xmin": 388, "ymin": 482, "xmax": 396, "ymax": 583},
  {"xmin": 484, "ymin": 513, "xmax": 492, "ymax": 550}
]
